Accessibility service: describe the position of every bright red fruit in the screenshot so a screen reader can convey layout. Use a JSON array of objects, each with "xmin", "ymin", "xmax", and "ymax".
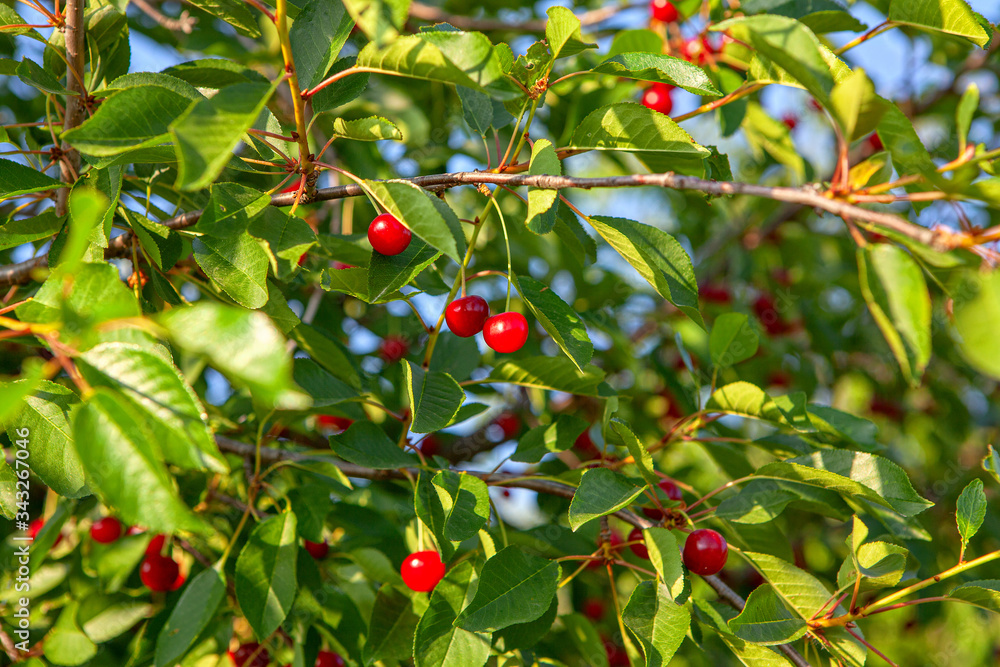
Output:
[
  {"xmin": 401, "ymin": 551, "xmax": 446, "ymax": 592},
  {"xmin": 91, "ymin": 517, "xmax": 123, "ymax": 544},
  {"xmin": 315, "ymin": 651, "xmax": 346, "ymax": 667},
  {"xmin": 379, "ymin": 335, "xmax": 409, "ymax": 363},
  {"xmin": 304, "ymin": 539, "xmax": 330, "ymax": 560},
  {"xmin": 641, "ymin": 84, "xmax": 673, "ymax": 115},
  {"xmin": 682, "ymin": 37, "xmax": 711, "ymax": 64},
  {"xmin": 368, "ymin": 213, "xmax": 411, "ymax": 256},
  {"xmin": 318, "ymin": 414, "xmax": 354, "ymax": 433},
  {"xmin": 145, "ymin": 533, "xmax": 166, "ymax": 556},
  {"xmin": 492, "ymin": 412, "xmax": 520, "ymax": 439},
  {"xmin": 683, "ymin": 528, "xmax": 729, "ymax": 575},
  {"xmin": 699, "ymin": 284, "xmax": 731, "ymax": 304},
  {"xmin": 418, "ymin": 434, "xmax": 441, "ymax": 457},
  {"xmin": 445, "ymin": 295, "xmax": 490, "ymax": 337},
  {"xmin": 140, "ymin": 554, "xmax": 180, "ymax": 592},
  {"xmin": 659, "ymin": 478, "xmax": 683, "ymax": 502},
  {"xmin": 627, "ymin": 527, "xmax": 649, "ymax": 559},
  {"xmin": 231, "ymin": 642, "xmax": 270, "ymax": 667},
  {"xmin": 868, "ymin": 132, "xmax": 884, "ymax": 151},
  {"xmin": 583, "ymin": 598, "xmax": 605, "ymax": 620},
  {"xmin": 483, "ymin": 312, "xmax": 528, "ymax": 353},
  {"xmin": 753, "ymin": 294, "xmax": 791, "ymax": 336},
  {"xmin": 650, "ymin": 0, "xmax": 678, "ymax": 22},
  {"xmin": 782, "ymin": 114, "xmax": 798, "ymax": 130},
  {"xmin": 28, "ymin": 519, "xmax": 62, "ymax": 547},
  {"xmin": 604, "ymin": 637, "xmax": 630, "ymax": 667}
]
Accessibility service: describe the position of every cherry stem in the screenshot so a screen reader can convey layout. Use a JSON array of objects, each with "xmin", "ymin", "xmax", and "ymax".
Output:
[
  {"xmin": 488, "ymin": 197, "xmax": 513, "ymax": 311},
  {"xmin": 845, "ymin": 626, "xmax": 899, "ymax": 667}
]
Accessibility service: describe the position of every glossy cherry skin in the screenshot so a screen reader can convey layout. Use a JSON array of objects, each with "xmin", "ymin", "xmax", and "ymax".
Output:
[
  {"xmin": 483, "ymin": 312, "xmax": 529, "ymax": 353},
  {"xmin": 868, "ymin": 132, "xmax": 884, "ymax": 152},
  {"xmin": 230, "ymin": 642, "xmax": 270, "ymax": 667},
  {"xmin": 140, "ymin": 554, "xmax": 180, "ymax": 592},
  {"xmin": 683, "ymin": 528, "xmax": 729, "ymax": 575},
  {"xmin": 317, "ymin": 415, "xmax": 353, "ymax": 433},
  {"xmin": 145, "ymin": 533, "xmax": 166, "ymax": 556},
  {"xmin": 315, "ymin": 651, "xmax": 346, "ymax": 667},
  {"xmin": 445, "ymin": 295, "xmax": 490, "ymax": 337},
  {"xmin": 29, "ymin": 519, "xmax": 63, "ymax": 547},
  {"xmin": 304, "ymin": 539, "xmax": 330, "ymax": 560},
  {"xmin": 379, "ymin": 335, "xmax": 409, "ymax": 363},
  {"xmin": 650, "ymin": 0, "xmax": 678, "ymax": 22},
  {"xmin": 401, "ymin": 550, "xmax": 446, "ymax": 592},
  {"xmin": 641, "ymin": 84, "xmax": 673, "ymax": 115},
  {"xmin": 627, "ymin": 527, "xmax": 649, "ymax": 559},
  {"xmin": 418, "ymin": 435, "xmax": 441, "ymax": 457},
  {"xmin": 368, "ymin": 213, "xmax": 411, "ymax": 256},
  {"xmin": 492, "ymin": 412, "xmax": 520, "ymax": 440},
  {"xmin": 659, "ymin": 478, "xmax": 683, "ymax": 502},
  {"xmin": 91, "ymin": 517, "xmax": 123, "ymax": 544}
]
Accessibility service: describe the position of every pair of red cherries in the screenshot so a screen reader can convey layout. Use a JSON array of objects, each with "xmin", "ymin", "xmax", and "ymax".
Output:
[
  {"xmin": 231, "ymin": 643, "xmax": 345, "ymax": 667},
  {"xmin": 368, "ymin": 213, "xmax": 529, "ymax": 353}
]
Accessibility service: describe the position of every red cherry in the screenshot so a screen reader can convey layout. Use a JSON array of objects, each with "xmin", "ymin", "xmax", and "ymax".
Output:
[
  {"xmin": 641, "ymin": 84, "xmax": 673, "ymax": 115},
  {"xmin": 379, "ymin": 335, "xmax": 409, "ymax": 363},
  {"xmin": 642, "ymin": 506, "xmax": 665, "ymax": 521},
  {"xmin": 318, "ymin": 415, "xmax": 354, "ymax": 433},
  {"xmin": 683, "ymin": 528, "xmax": 729, "ymax": 575},
  {"xmin": 145, "ymin": 534, "xmax": 167, "ymax": 556},
  {"xmin": 401, "ymin": 550, "xmax": 446, "ymax": 592},
  {"xmin": 171, "ymin": 571, "xmax": 186, "ymax": 591},
  {"xmin": 231, "ymin": 642, "xmax": 270, "ymax": 667},
  {"xmin": 604, "ymin": 637, "xmax": 630, "ymax": 667},
  {"xmin": 126, "ymin": 525, "xmax": 146, "ymax": 536},
  {"xmin": 304, "ymin": 539, "xmax": 330, "ymax": 560},
  {"xmin": 583, "ymin": 598, "xmax": 605, "ymax": 620},
  {"xmin": 627, "ymin": 527, "xmax": 649, "ymax": 559},
  {"xmin": 140, "ymin": 554, "xmax": 180, "ymax": 592},
  {"xmin": 492, "ymin": 412, "xmax": 521, "ymax": 440},
  {"xmin": 28, "ymin": 519, "xmax": 63, "ymax": 547},
  {"xmin": 297, "ymin": 253, "xmax": 308, "ymax": 267},
  {"xmin": 682, "ymin": 37, "xmax": 711, "ymax": 64},
  {"xmin": 445, "ymin": 295, "xmax": 490, "ymax": 337},
  {"xmin": 332, "ymin": 261, "xmax": 356, "ymax": 270},
  {"xmin": 483, "ymin": 312, "xmax": 528, "ymax": 353},
  {"xmin": 782, "ymin": 114, "xmax": 798, "ymax": 130},
  {"xmin": 368, "ymin": 213, "xmax": 411, "ymax": 256},
  {"xmin": 574, "ymin": 429, "xmax": 600, "ymax": 458},
  {"xmin": 699, "ymin": 284, "xmax": 731, "ymax": 304},
  {"xmin": 658, "ymin": 479, "xmax": 683, "ymax": 502},
  {"xmin": 753, "ymin": 294, "xmax": 790, "ymax": 336},
  {"xmin": 315, "ymin": 651, "xmax": 346, "ymax": 667},
  {"xmin": 501, "ymin": 488, "xmax": 511, "ymax": 498},
  {"xmin": 91, "ymin": 517, "xmax": 123, "ymax": 544},
  {"xmin": 650, "ymin": 0, "xmax": 678, "ymax": 22},
  {"xmin": 418, "ymin": 434, "xmax": 441, "ymax": 457},
  {"xmin": 868, "ymin": 132, "xmax": 884, "ymax": 152}
]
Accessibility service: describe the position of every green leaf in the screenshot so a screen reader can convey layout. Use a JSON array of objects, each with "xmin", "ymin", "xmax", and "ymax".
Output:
[
  {"xmin": 957, "ymin": 83, "xmax": 979, "ymax": 152},
  {"xmin": 644, "ymin": 528, "xmax": 685, "ymax": 599},
  {"xmin": 185, "ymin": 0, "xmax": 260, "ymax": 37},
  {"xmin": 414, "ymin": 561, "xmax": 491, "ymax": 667},
  {"xmin": 123, "ymin": 209, "xmax": 182, "ymax": 270},
  {"xmin": 0, "ymin": 461, "xmax": 16, "ymax": 520},
  {"xmin": 289, "ymin": 0, "xmax": 354, "ymax": 89},
  {"xmin": 563, "ymin": 614, "xmax": 609, "ymax": 667},
  {"xmin": 610, "ymin": 419, "xmax": 658, "ymax": 486},
  {"xmin": 0, "ymin": 158, "xmax": 67, "ymax": 200},
  {"xmin": 586, "ymin": 216, "xmax": 703, "ymax": 328},
  {"xmin": 756, "ymin": 450, "xmax": 933, "ymax": 517},
  {"xmin": 741, "ymin": 0, "xmax": 867, "ymax": 33},
  {"xmin": 952, "ymin": 269, "xmax": 1000, "ymax": 380},
  {"xmin": 342, "ymin": 0, "xmax": 408, "ymax": 47},
  {"xmin": 983, "ymin": 445, "xmax": 1000, "ymax": 485},
  {"xmin": 494, "ymin": 598, "xmax": 557, "ymax": 651},
  {"xmin": 330, "ymin": 420, "xmax": 418, "ymax": 469},
  {"xmin": 837, "ymin": 538, "xmax": 908, "ymax": 590},
  {"xmin": 487, "ymin": 356, "xmax": 607, "ymax": 396},
  {"xmin": 622, "ymin": 581, "xmax": 690, "ymax": 667},
  {"xmin": 857, "ymin": 245, "xmax": 931, "ymax": 385},
  {"xmin": 433, "ymin": 470, "xmax": 491, "ymax": 542},
  {"xmin": 365, "ymin": 180, "xmax": 466, "ymax": 262},
  {"xmin": 367, "ymin": 238, "xmax": 440, "ymax": 302},
  {"xmin": 592, "ymin": 53, "xmax": 721, "ymax": 96},
  {"xmin": 525, "ymin": 139, "xmax": 561, "ymax": 235},
  {"xmin": 545, "ymin": 5, "xmax": 596, "ymax": 60},
  {"xmin": 404, "ymin": 360, "xmax": 465, "ymax": 433},
  {"xmin": 710, "ymin": 313, "xmax": 759, "ymax": 368},
  {"xmin": 514, "ymin": 275, "xmax": 593, "ymax": 371},
  {"xmin": 249, "ymin": 207, "xmax": 318, "ymax": 280},
  {"xmin": 195, "ymin": 182, "xmax": 271, "ymax": 237},
  {"xmin": 17, "ymin": 57, "xmax": 70, "ymax": 95},
  {"xmin": 829, "ymin": 68, "xmax": 888, "ymax": 141},
  {"xmin": 310, "ymin": 57, "xmax": 371, "ymax": 114},
  {"xmin": 77, "ymin": 342, "xmax": 226, "ymax": 473},
  {"xmin": 742, "ymin": 102, "xmax": 805, "ymax": 183},
  {"xmin": 568, "ymin": 468, "xmax": 647, "ymax": 531},
  {"xmin": 0, "ymin": 3, "xmax": 43, "ymax": 39},
  {"xmin": 192, "ymin": 232, "xmax": 270, "ymax": 309},
  {"xmin": 154, "ymin": 564, "xmax": 226, "ymax": 667},
  {"xmin": 44, "ymin": 603, "xmax": 97, "ymax": 666},
  {"xmin": 162, "ymin": 59, "xmax": 269, "ymax": 88},
  {"xmin": 157, "ymin": 303, "xmax": 310, "ymax": 410},
  {"xmin": 288, "ymin": 323, "xmax": 361, "ymax": 389},
  {"xmin": 949, "ymin": 581, "xmax": 1000, "ymax": 613},
  {"xmin": 292, "ymin": 358, "xmax": 359, "ymax": 407},
  {"xmin": 72, "ymin": 388, "xmax": 207, "ymax": 534},
  {"xmin": 0, "ymin": 210, "xmax": 64, "ymax": 250},
  {"xmin": 5, "ymin": 380, "xmax": 88, "ymax": 498},
  {"xmin": 170, "ymin": 82, "xmax": 276, "ymax": 191},
  {"xmin": 888, "ymin": 0, "xmax": 991, "ymax": 47},
  {"xmin": 457, "ymin": 547, "xmax": 560, "ymax": 632},
  {"xmin": 364, "ymin": 586, "xmax": 420, "ymax": 664},
  {"xmin": 728, "ymin": 585, "xmax": 808, "ymax": 645},
  {"xmin": 331, "ymin": 115, "xmax": 402, "ymax": 141},
  {"xmin": 235, "ymin": 511, "xmax": 299, "ymax": 639},
  {"xmin": 569, "ymin": 102, "xmax": 711, "ymax": 161},
  {"xmin": 63, "ymin": 86, "xmax": 193, "ymax": 156},
  {"xmin": 512, "ymin": 414, "xmax": 589, "ymax": 463},
  {"xmin": 607, "ymin": 29, "xmax": 663, "ymax": 56},
  {"xmin": 877, "ymin": 103, "xmax": 941, "ymax": 182},
  {"xmin": 957, "ymin": 478, "xmax": 987, "ymax": 545}
]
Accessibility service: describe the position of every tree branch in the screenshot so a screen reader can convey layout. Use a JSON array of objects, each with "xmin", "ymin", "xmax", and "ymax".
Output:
[
  {"xmin": 0, "ymin": 169, "xmax": 968, "ymax": 287},
  {"xmin": 55, "ymin": 0, "xmax": 86, "ymax": 217},
  {"xmin": 131, "ymin": 0, "xmax": 196, "ymax": 33},
  {"xmin": 214, "ymin": 436, "xmax": 810, "ymax": 666}
]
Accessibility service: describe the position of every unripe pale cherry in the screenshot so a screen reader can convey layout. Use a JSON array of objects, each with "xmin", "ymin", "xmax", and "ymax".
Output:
[
  {"xmin": 401, "ymin": 550, "xmax": 446, "ymax": 592},
  {"xmin": 368, "ymin": 213, "xmax": 411, "ymax": 256},
  {"xmin": 483, "ymin": 312, "xmax": 529, "ymax": 353},
  {"xmin": 683, "ymin": 528, "xmax": 728, "ymax": 575},
  {"xmin": 445, "ymin": 295, "xmax": 490, "ymax": 337}
]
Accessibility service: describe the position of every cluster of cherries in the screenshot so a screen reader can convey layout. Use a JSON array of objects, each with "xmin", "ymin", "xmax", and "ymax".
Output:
[
  {"xmin": 367, "ymin": 212, "xmax": 530, "ymax": 354},
  {"xmin": 230, "ymin": 643, "xmax": 345, "ymax": 667}
]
